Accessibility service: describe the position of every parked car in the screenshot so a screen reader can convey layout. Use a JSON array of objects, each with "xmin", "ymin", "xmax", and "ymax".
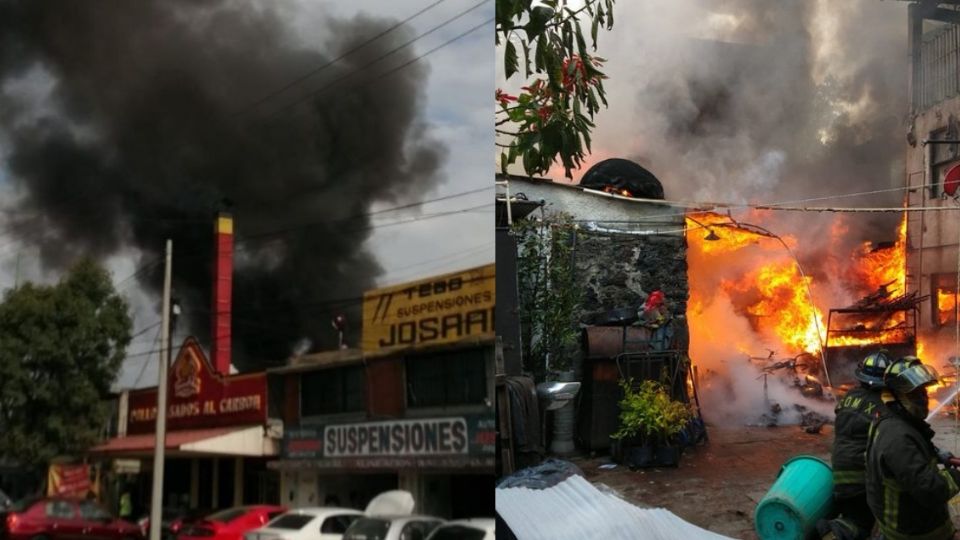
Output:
[
  {"xmin": 0, "ymin": 497, "xmax": 144, "ymax": 540},
  {"xmin": 163, "ymin": 507, "xmax": 215, "ymax": 540},
  {"xmin": 341, "ymin": 516, "xmax": 443, "ymax": 540},
  {"xmin": 339, "ymin": 490, "xmax": 442, "ymax": 540},
  {"xmin": 138, "ymin": 507, "xmax": 215, "ymax": 540},
  {"xmin": 244, "ymin": 507, "xmax": 362, "ymax": 540},
  {"xmin": 177, "ymin": 505, "xmax": 286, "ymax": 540},
  {"xmin": 424, "ymin": 519, "xmax": 494, "ymax": 540}
]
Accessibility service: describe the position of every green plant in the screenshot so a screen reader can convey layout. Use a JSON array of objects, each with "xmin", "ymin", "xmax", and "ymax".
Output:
[
  {"xmin": 513, "ymin": 212, "xmax": 581, "ymax": 381},
  {"xmin": 496, "ymin": 0, "xmax": 615, "ymax": 178},
  {"xmin": 612, "ymin": 379, "xmax": 693, "ymax": 444}
]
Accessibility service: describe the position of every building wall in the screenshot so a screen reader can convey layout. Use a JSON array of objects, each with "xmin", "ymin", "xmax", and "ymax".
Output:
[
  {"xmin": 366, "ymin": 356, "xmax": 404, "ymax": 417},
  {"xmin": 503, "ymin": 177, "xmax": 690, "ymax": 375},
  {"xmin": 905, "ymin": 94, "xmax": 960, "ymax": 331}
]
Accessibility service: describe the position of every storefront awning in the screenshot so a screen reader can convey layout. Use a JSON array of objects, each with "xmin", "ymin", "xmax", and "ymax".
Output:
[{"xmin": 89, "ymin": 426, "xmax": 278, "ymax": 457}]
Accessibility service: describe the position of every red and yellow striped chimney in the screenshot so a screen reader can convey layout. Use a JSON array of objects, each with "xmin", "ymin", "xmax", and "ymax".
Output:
[{"xmin": 211, "ymin": 212, "xmax": 233, "ymax": 375}]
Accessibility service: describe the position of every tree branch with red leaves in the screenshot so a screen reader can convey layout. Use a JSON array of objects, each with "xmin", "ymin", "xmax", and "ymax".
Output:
[{"xmin": 496, "ymin": 0, "xmax": 615, "ymax": 179}]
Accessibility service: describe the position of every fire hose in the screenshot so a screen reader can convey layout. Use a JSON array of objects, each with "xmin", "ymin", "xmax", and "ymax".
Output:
[{"xmin": 936, "ymin": 447, "xmax": 960, "ymax": 468}]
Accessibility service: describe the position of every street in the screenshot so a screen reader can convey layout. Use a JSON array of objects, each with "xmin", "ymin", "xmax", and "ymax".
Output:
[{"xmin": 571, "ymin": 416, "xmax": 960, "ymax": 539}]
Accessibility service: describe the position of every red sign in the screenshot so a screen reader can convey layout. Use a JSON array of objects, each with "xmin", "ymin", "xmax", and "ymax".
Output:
[
  {"xmin": 945, "ymin": 163, "xmax": 960, "ymax": 196},
  {"xmin": 47, "ymin": 464, "xmax": 94, "ymax": 499},
  {"xmin": 127, "ymin": 337, "xmax": 267, "ymax": 434}
]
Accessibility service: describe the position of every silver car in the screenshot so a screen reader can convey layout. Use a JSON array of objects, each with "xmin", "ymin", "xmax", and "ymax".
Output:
[
  {"xmin": 424, "ymin": 519, "xmax": 495, "ymax": 540},
  {"xmin": 341, "ymin": 515, "xmax": 443, "ymax": 540}
]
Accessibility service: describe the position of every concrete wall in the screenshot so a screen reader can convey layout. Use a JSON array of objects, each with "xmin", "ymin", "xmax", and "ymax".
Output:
[{"xmin": 905, "ymin": 94, "xmax": 960, "ymax": 332}]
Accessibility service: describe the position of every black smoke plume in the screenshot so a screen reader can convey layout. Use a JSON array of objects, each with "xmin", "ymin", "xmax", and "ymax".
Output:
[{"xmin": 0, "ymin": 1, "xmax": 446, "ymax": 369}]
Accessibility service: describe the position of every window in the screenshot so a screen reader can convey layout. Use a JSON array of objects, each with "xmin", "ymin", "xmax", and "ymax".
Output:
[
  {"xmin": 933, "ymin": 274, "xmax": 958, "ymax": 327},
  {"xmin": 428, "ymin": 525, "xmax": 487, "ymax": 540},
  {"xmin": 399, "ymin": 520, "xmax": 440, "ymax": 540},
  {"xmin": 929, "ymin": 125, "xmax": 960, "ymax": 199},
  {"xmin": 344, "ymin": 517, "xmax": 389, "ymax": 540},
  {"xmin": 406, "ymin": 348, "xmax": 487, "ymax": 408},
  {"xmin": 320, "ymin": 515, "xmax": 358, "ymax": 534},
  {"xmin": 205, "ymin": 508, "xmax": 248, "ymax": 523},
  {"xmin": 267, "ymin": 514, "xmax": 313, "ymax": 530},
  {"xmin": 78, "ymin": 501, "xmax": 110, "ymax": 521},
  {"xmin": 45, "ymin": 501, "xmax": 76, "ymax": 519},
  {"xmin": 300, "ymin": 365, "xmax": 365, "ymax": 417}
]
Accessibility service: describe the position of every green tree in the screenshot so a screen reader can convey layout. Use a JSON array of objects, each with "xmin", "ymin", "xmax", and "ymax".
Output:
[
  {"xmin": 514, "ymin": 212, "xmax": 581, "ymax": 381},
  {"xmin": 497, "ymin": 0, "xmax": 615, "ymax": 178},
  {"xmin": 0, "ymin": 258, "xmax": 132, "ymax": 467}
]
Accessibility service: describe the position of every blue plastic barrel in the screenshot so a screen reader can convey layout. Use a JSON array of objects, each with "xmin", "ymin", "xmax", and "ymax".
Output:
[{"xmin": 754, "ymin": 455, "xmax": 833, "ymax": 540}]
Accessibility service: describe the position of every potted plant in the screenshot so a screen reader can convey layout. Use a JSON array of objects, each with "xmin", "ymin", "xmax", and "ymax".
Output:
[{"xmin": 610, "ymin": 379, "xmax": 694, "ymax": 468}]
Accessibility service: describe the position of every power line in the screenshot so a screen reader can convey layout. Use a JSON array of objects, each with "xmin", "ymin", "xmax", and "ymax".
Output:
[
  {"xmin": 129, "ymin": 320, "xmax": 162, "ymax": 341},
  {"xmin": 235, "ymin": 0, "xmax": 452, "ymax": 116},
  {"xmin": 238, "ymin": 187, "xmax": 492, "ymax": 242},
  {"xmin": 264, "ymin": 1, "xmax": 491, "ymax": 119},
  {"xmin": 130, "ymin": 324, "xmax": 162, "ymax": 388}
]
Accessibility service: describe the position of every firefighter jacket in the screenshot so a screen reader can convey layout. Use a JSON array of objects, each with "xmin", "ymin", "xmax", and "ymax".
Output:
[
  {"xmin": 865, "ymin": 405, "xmax": 960, "ymax": 540},
  {"xmin": 831, "ymin": 385, "xmax": 884, "ymax": 498}
]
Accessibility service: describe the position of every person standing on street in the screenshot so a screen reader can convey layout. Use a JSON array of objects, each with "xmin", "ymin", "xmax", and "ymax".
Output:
[
  {"xmin": 865, "ymin": 356, "xmax": 960, "ymax": 540},
  {"xmin": 119, "ymin": 485, "xmax": 133, "ymax": 521},
  {"xmin": 818, "ymin": 350, "xmax": 891, "ymax": 540}
]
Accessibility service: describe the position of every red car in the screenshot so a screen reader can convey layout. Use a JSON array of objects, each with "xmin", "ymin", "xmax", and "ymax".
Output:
[
  {"xmin": 177, "ymin": 506, "xmax": 285, "ymax": 540},
  {"xmin": 0, "ymin": 497, "xmax": 143, "ymax": 540}
]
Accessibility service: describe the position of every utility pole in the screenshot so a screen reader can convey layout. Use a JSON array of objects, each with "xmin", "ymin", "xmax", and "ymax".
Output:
[{"xmin": 149, "ymin": 240, "xmax": 172, "ymax": 540}]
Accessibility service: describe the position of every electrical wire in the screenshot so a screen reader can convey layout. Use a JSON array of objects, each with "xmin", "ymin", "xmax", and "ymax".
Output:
[
  {"xmin": 263, "ymin": 1, "xmax": 491, "ymax": 119},
  {"xmin": 238, "ymin": 186, "xmax": 491, "ymax": 241},
  {"xmin": 130, "ymin": 324, "xmax": 163, "ymax": 389},
  {"xmin": 234, "ymin": 0, "xmax": 453, "ymax": 117}
]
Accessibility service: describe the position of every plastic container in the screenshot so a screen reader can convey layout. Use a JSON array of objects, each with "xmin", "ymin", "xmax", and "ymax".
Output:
[{"xmin": 754, "ymin": 455, "xmax": 833, "ymax": 540}]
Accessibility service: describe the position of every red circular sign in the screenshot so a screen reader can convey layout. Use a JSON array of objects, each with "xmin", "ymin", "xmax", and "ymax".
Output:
[{"xmin": 945, "ymin": 163, "xmax": 960, "ymax": 196}]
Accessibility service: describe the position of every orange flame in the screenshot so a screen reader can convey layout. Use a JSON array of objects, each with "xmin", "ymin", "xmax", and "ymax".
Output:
[
  {"xmin": 602, "ymin": 186, "xmax": 633, "ymax": 197},
  {"xmin": 938, "ymin": 289, "xmax": 957, "ymax": 326},
  {"xmin": 688, "ymin": 212, "xmax": 911, "ymax": 371},
  {"xmin": 850, "ymin": 217, "xmax": 907, "ymax": 298},
  {"xmin": 721, "ymin": 261, "xmax": 824, "ymax": 353},
  {"xmin": 687, "ymin": 213, "xmax": 775, "ymax": 255}
]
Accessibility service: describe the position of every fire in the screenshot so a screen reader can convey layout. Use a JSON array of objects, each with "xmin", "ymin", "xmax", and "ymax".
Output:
[
  {"xmin": 850, "ymin": 216, "xmax": 907, "ymax": 297},
  {"xmin": 686, "ymin": 213, "xmax": 780, "ymax": 255},
  {"xmin": 602, "ymin": 186, "xmax": 633, "ymax": 197},
  {"xmin": 937, "ymin": 289, "xmax": 957, "ymax": 326},
  {"xmin": 722, "ymin": 261, "xmax": 824, "ymax": 353}
]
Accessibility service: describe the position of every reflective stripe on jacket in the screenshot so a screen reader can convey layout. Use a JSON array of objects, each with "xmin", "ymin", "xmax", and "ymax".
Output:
[
  {"xmin": 832, "ymin": 386, "xmax": 884, "ymax": 497},
  {"xmin": 865, "ymin": 409, "xmax": 960, "ymax": 540}
]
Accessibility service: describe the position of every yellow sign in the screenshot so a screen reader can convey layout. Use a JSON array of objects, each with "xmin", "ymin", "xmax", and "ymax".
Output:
[{"xmin": 362, "ymin": 264, "xmax": 495, "ymax": 351}]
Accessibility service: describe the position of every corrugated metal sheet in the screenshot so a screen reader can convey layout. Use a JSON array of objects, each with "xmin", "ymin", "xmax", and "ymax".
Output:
[{"xmin": 496, "ymin": 475, "xmax": 734, "ymax": 540}]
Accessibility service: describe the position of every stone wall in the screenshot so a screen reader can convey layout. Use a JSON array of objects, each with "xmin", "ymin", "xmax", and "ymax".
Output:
[{"xmin": 574, "ymin": 229, "xmax": 688, "ymax": 320}]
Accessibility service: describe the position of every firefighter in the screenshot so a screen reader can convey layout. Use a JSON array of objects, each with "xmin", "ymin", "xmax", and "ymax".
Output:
[
  {"xmin": 865, "ymin": 356, "xmax": 960, "ymax": 540},
  {"xmin": 817, "ymin": 350, "xmax": 891, "ymax": 540}
]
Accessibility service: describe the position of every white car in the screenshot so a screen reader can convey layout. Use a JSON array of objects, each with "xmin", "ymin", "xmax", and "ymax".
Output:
[
  {"xmin": 341, "ymin": 515, "xmax": 443, "ymax": 540},
  {"xmin": 424, "ymin": 519, "xmax": 495, "ymax": 540},
  {"xmin": 341, "ymin": 490, "xmax": 443, "ymax": 540},
  {"xmin": 245, "ymin": 507, "xmax": 364, "ymax": 540}
]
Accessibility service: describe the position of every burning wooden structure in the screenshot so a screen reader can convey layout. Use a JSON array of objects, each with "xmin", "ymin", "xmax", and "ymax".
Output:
[{"xmin": 823, "ymin": 288, "xmax": 923, "ymax": 388}]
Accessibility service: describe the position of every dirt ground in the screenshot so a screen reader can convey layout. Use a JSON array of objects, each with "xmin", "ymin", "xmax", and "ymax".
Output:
[
  {"xmin": 565, "ymin": 416, "xmax": 960, "ymax": 539},
  {"xmin": 570, "ymin": 424, "xmax": 832, "ymax": 539}
]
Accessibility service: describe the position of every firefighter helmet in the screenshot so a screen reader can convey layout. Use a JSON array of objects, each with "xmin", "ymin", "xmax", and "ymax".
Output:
[
  {"xmin": 855, "ymin": 349, "xmax": 893, "ymax": 387},
  {"xmin": 883, "ymin": 356, "xmax": 940, "ymax": 394}
]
